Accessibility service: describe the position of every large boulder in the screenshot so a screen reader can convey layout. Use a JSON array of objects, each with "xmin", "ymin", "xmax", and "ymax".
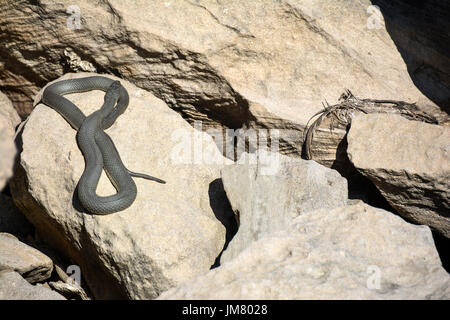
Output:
[
  {"xmin": 347, "ymin": 113, "xmax": 450, "ymax": 238},
  {"xmin": 0, "ymin": 91, "xmax": 20, "ymax": 191},
  {"xmin": 10, "ymin": 73, "xmax": 232, "ymax": 299},
  {"xmin": 0, "ymin": 233, "xmax": 53, "ymax": 283},
  {"xmin": 158, "ymin": 202, "xmax": 450, "ymax": 299},
  {"xmin": 0, "ymin": 0, "xmax": 446, "ymax": 160},
  {"xmin": 220, "ymin": 150, "xmax": 348, "ymax": 263}
]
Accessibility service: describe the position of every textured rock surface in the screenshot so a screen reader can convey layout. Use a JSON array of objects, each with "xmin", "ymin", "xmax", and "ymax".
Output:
[
  {"xmin": 0, "ymin": 91, "xmax": 20, "ymax": 191},
  {"xmin": 220, "ymin": 150, "xmax": 348, "ymax": 263},
  {"xmin": 0, "ymin": 233, "xmax": 53, "ymax": 283},
  {"xmin": 10, "ymin": 73, "xmax": 232, "ymax": 299},
  {"xmin": 0, "ymin": 91, "xmax": 21, "ymax": 129},
  {"xmin": 302, "ymin": 91, "xmax": 444, "ymax": 178},
  {"xmin": 0, "ymin": 193, "xmax": 34, "ymax": 237},
  {"xmin": 372, "ymin": 0, "xmax": 450, "ymax": 114},
  {"xmin": 347, "ymin": 113, "xmax": 450, "ymax": 238},
  {"xmin": 0, "ymin": 270, "xmax": 65, "ymax": 300},
  {"xmin": 159, "ymin": 202, "xmax": 450, "ymax": 299},
  {"xmin": 0, "ymin": 0, "xmax": 446, "ymax": 160},
  {"xmin": 49, "ymin": 280, "xmax": 90, "ymax": 300}
]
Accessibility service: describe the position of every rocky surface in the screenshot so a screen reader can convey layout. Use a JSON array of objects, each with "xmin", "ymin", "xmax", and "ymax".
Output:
[
  {"xmin": 0, "ymin": 0, "xmax": 447, "ymax": 160},
  {"xmin": 347, "ymin": 113, "xmax": 450, "ymax": 238},
  {"xmin": 0, "ymin": 91, "xmax": 20, "ymax": 191},
  {"xmin": 301, "ymin": 91, "xmax": 442, "ymax": 178},
  {"xmin": 372, "ymin": 0, "xmax": 450, "ymax": 114},
  {"xmin": 0, "ymin": 270, "xmax": 65, "ymax": 300},
  {"xmin": 48, "ymin": 280, "xmax": 89, "ymax": 300},
  {"xmin": 159, "ymin": 202, "xmax": 450, "ymax": 299},
  {"xmin": 10, "ymin": 72, "xmax": 232, "ymax": 299},
  {"xmin": 0, "ymin": 233, "xmax": 53, "ymax": 283},
  {"xmin": 0, "ymin": 91, "xmax": 21, "ymax": 129},
  {"xmin": 0, "ymin": 0, "xmax": 448, "ymax": 302},
  {"xmin": 220, "ymin": 150, "xmax": 348, "ymax": 263}
]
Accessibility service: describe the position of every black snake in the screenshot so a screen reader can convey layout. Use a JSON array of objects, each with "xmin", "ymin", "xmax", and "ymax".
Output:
[{"xmin": 42, "ymin": 76, "xmax": 165, "ymax": 215}]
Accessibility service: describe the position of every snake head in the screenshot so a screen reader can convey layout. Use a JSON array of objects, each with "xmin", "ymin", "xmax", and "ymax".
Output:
[{"xmin": 104, "ymin": 81, "xmax": 122, "ymax": 103}]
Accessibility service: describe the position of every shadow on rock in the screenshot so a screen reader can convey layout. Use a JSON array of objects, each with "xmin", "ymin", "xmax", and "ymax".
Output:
[
  {"xmin": 371, "ymin": 0, "xmax": 450, "ymax": 114},
  {"xmin": 208, "ymin": 178, "xmax": 238, "ymax": 269}
]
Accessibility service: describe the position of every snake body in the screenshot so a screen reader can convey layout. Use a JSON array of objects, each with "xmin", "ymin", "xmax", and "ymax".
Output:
[{"xmin": 42, "ymin": 76, "xmax": 164, "ymax": 215}]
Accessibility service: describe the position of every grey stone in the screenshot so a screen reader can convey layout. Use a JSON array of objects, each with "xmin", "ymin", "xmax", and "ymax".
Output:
[
  {"xmin": 220, "ymin": 150, "xmax": 348, "ymax": 263},
  {"xmin": 0, "ymin": 270, "xmax": 65, "ymax": 300},
  {"xmin": 159, "ymin": 202, "xmax": 450, "ymax": 300},
  {"xmin": 347, "ymin": 113, "xmax": 450, "ymax": 238},
  {"xmin": 0, "ymin": 0, "xmax": 446, "ymax": 159},
  {"xmin": 0, "ymin": 91, "xmax": 20, "ymax": 191},
  {"xmin": 10, "ymin": 73, "xmax": 232, "ymax": 299},
  {"xmin": 0, "ymin": 233, "xmax": 53, "ymax": 283}
]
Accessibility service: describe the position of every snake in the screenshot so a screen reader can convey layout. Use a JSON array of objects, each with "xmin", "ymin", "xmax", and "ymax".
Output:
[{"xmin": 42, "ymin": 76, "xmax": 165, "ymax": 215}]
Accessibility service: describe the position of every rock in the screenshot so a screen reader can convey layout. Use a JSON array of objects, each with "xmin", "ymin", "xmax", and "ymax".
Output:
[
  {"xmin": 10, "ymin": 73, "xmax": 232, "ymax": 299},
  {"xmin": 49, "ymin": 264, "xmax": 89, "ymax": 299},
  {"xmin": 0, "ymin": 193, "xmax": 34, "ymax": 237},
  {"xmin": 302, "ymin": 91, "xmax": 442, "ymax": 179},
  {"xmin": 347, "ymin": 113, "xmax": 450, "ymax": 238},
  {"xmin": 158, "ymin": 202, "xmax": 450, "ymax": 299},
  {"xmin": 220, "ymin": 150, "xmax": 348, "ymax": 263},
  {"xmin": 372, "ymin": 0, "xmax": 450, "ymax": 114},
  {"xmin": 0, "ymin": 0, "xmax": 446, "ymax": 160},
  {"xmin": 0, "ymin": 233, "xmax": 53, "ymax": 283},
  {"xmin": 0, "ymin": 270, "xmax": 65, "ymax": 300},
  {"xmin": 0, "ymin": 91, "xmax": 20, "ymax": 191},
  {"xmin": 48, "ymin": 280, "xmax": 89, "ymax": 300},
  {"xmin": 0, "ymin": 91, "xmax": 21, "ymax": 129}
]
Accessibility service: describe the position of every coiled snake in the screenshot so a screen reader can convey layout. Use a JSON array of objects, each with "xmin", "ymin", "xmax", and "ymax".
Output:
[{"xmin": 42, "ymin": 76, "xmax": 165, "ymax": 215}]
